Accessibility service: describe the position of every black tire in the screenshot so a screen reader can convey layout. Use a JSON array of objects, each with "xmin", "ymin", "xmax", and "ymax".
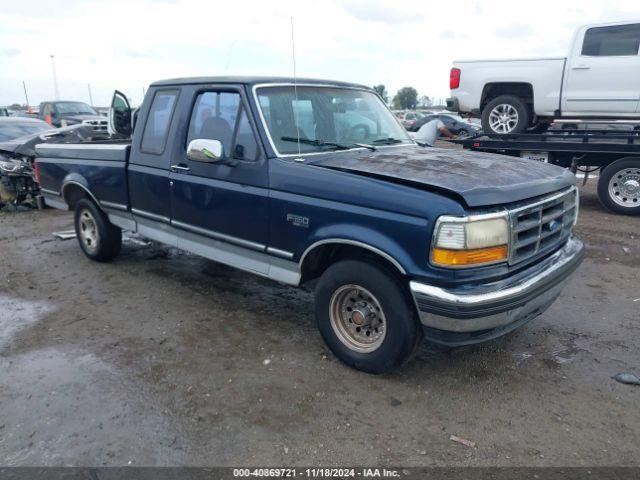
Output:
[
  {"xmin": 481, "ymin": 95, "xmax": 530, "ymax": 135},
  {"xmin": 597, "ymin": 158, "xmax": 640, "ymax": 215},
  {"xmin": 74, "ymin": 198, "xmax": 122, "ymax": 261},
  {"xmin": 314, "ymin": 259, "xmax": 422, "ymax": 374}
]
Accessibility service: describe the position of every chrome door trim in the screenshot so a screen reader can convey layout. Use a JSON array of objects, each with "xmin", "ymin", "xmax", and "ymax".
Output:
[
  {"xmin": 100, "ymin": 200, "xmax": 128, "ymax": 211},
  {"xmin": 35, "ymin": 143, "xmax": 130, "ymax": 150},
  {"xmin": 133, "ymin": 216, "xmax": 300, "ymax": 285},
  {"xmin": 171, "ymin": 220, "xmax": 266, "ymax": 252},
  {"xmin": 565, "ymin": 97, "xmax": 639, "ymax": 102},
  {"xmin": 131, "ymin": 208, "xmax": 170, "ymax": 224},
  {"xmin": 266, "ymin": 247, "xmax": 295, "ymax": 259}
]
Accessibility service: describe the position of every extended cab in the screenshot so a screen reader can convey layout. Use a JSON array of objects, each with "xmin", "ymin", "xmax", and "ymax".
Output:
[
  {"xmin": 448, "ymin": 20, "xmax": 640, "ymax": 135},
  {"xmin": 36, "ymin": 77, "xmax": 584, "ymax": 373}
]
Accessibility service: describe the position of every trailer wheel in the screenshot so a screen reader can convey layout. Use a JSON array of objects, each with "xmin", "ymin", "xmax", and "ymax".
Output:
[
  {"xmin": 481, "ymin": 95, "xmax": 530, "ymax": 135},
  {"xmin": 597, "ymin": 158, "xmax": 640, "ymax": 215}
]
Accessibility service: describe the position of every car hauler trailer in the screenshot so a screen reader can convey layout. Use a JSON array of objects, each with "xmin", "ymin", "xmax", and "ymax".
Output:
[{"xmin": 452, "ymin": 130, "xmax": 640, "ymax": 215}]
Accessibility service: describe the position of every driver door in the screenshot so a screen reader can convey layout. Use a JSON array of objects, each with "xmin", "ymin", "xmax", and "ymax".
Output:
[
  {"xmin": 168, "ymin": 85, "xmax": 269, "ymax": 266},
  {"xmin": 109, "ymin": 90, "xmax": 132, "ymax": 137}
]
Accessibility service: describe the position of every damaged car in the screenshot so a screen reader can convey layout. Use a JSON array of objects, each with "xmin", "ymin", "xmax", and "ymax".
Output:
[{"xmin": 0, "ymin": 123, "xmax": 94, "ymax": 208}]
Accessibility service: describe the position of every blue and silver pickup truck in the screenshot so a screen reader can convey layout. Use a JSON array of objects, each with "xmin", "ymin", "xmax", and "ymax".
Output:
[{"xmin": 35, "ymin": 77, "xmax": 584, "ymax": 373}]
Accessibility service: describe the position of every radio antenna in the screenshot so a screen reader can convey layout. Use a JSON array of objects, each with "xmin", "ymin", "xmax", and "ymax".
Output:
[{"xmin": 291, "ymin": 16, "xmax": 302, "ymax": 158}]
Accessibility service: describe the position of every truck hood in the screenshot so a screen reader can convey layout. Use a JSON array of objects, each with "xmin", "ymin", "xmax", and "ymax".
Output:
[{"xmin": 309, "ymin": 145, "xmax": 576, "ymax": 207}]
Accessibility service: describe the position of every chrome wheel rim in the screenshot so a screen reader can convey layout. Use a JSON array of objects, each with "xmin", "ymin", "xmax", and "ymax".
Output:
[
  {"xmin": 78, "ymin": 209, "xmax": 99, "ymax": 253},
  {"xmin": 329, "ymin": 284, "xmax": 386, "ymax": 353},
  {"xmin": 608, "ymin": 168, "xmax": 640, "ymax": 208},
  {"xmin": 489, "ymin": 104, "xmax": 519, "ymax": 134}
]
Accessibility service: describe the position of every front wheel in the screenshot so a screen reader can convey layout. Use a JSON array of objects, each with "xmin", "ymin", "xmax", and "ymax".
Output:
[
  {"xmin": 74, "ymin": 198, "xmax": 122, "ymax": 261},
  {"xmin": 481, "ymin": 95, "xmax": 530, "ymax": 135},
  {"xmin": 597, "ymin": 158, "xmax": 640, "ymax": 215},
  {"xmin": 315, "ymin": 259, "xmax": 422, "ymax": 374}
]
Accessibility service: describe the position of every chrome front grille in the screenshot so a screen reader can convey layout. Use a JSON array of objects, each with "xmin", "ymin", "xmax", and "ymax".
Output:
[
  {"xmin": 82, "ymin": 119, "xmax": 108, "ymax": 132},
  {"xmin": 508, "ymin": 187, "xmax": 578, "ymax": 265}
]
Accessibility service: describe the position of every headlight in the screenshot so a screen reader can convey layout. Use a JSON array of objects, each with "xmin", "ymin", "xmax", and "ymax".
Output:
[
  {"xmin": 0, "ymin": 161, "xmax": 20, "ymax": 173},
  {"xmin": 431, "ymin": 213, "xmax": 509, "ymax": 268}
]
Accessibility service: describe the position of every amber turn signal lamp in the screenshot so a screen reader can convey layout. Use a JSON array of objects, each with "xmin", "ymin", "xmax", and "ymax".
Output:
[{"xmin": 432, "ymin": 245, "xmax": 508, "ymax": 267}]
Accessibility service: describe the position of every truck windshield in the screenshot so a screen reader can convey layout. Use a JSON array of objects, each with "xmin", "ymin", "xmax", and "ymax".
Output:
[
  {"xmin": 256, "ymin": 86, "xmax": 412, "ymax": 155},
  {"xmin": 55, "ymin": 102, "xmax": 98, "ymax": 115}
]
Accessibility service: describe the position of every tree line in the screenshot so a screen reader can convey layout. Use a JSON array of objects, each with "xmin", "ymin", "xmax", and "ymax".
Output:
[{"xmin": 373, "ymin": 85, "xmax": 432, "ymax": 110}]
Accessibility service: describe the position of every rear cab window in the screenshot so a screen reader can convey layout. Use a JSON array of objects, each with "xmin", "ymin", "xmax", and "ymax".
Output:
[
  {"xmin": 581, "ymin": 23, "xmax": 640, "ymax": 56},
  {"xmin": 141, "ymin": 89, "xmax": 179, "ymax": 154}
]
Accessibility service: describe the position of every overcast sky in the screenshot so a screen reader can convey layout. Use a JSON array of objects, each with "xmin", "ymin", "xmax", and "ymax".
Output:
[{"xmin": 0, "ymin": 0, "xmax": 637, "ymax": 107}]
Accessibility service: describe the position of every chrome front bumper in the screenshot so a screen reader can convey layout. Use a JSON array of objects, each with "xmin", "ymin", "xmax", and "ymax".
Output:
[{"xmin": 410, "ymin": 235, "xmax": 584, "ymax": 346}]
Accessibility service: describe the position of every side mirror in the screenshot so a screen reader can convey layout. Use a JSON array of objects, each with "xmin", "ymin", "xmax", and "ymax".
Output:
[{"xmin": 187, "ymin": 139, "xmax": 224, "ymax": 163}]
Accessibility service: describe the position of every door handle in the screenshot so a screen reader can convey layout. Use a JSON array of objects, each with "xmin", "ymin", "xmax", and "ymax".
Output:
[
  {"xmin": 170, "ymin": 164, "xmax": 191, "ymax": 172},
  {"xmin": 571, "ymin": 65, "xmax": 590, "ymax": 70}
]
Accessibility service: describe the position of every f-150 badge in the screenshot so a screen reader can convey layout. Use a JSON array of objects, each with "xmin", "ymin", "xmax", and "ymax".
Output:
[{"xmin": 286, "ymin": 213, "xmax": 309, "ymax": 228}]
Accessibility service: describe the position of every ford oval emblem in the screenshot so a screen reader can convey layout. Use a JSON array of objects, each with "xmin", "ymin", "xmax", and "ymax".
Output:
[{"xmin": 548, "ymin": 220, "xmax": 560, "ymax": 231}]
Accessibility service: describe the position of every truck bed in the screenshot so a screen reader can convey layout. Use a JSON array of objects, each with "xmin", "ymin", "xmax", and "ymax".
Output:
[{"xmin": 36, "ymin": 142, "xmax": 131, "ymax": 211}]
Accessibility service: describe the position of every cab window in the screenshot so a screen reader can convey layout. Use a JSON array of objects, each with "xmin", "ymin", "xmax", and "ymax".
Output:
[
  {"xmin": 582, "ymin": 23, "xmax": 640, "ymax": 56},
  {"xmin": 141, "ymin": 89, "xmax": 179, "ymax": 154},
  {"xmin": 186, "ymin": 91, "xmax": 259, "ymax": 161}
]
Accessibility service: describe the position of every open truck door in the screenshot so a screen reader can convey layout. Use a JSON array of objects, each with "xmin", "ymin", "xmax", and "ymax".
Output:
[{"xmin": 108, "ymin": 90, "xmax": 132, "ymax": 137}]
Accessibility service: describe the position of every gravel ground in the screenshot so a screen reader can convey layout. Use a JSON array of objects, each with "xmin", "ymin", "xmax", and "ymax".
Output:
[{"xmin": 0, "ymin": 181, "xmax": 638, "ymax": 467}]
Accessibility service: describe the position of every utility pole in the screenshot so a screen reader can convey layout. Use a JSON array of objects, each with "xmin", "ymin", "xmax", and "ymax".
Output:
[
  {"xmin": 50, "ymin": 54, "xmax": 60, "ymax": 100},
  {"xmin": 87, "ymin": 83, "xmax": 94, "ymax": 106},
  {"xmin": 22, "ymin": 80, "xmax": 30, "ymax": 106}
]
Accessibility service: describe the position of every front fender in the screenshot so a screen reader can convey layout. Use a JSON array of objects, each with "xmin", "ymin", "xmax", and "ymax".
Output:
[{"xmin": 299, "ymin": 223, "xmax": 426, "ymax": 276}]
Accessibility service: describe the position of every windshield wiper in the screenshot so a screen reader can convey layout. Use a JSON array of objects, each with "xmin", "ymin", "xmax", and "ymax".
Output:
[
  {"xmin": 281, "ymin": 136, "xmax": 351, "ymax": 150},
  {"xmin": 281, "ymin": 136, "xmax": 376, "ymax": 152},
  {"xmin": 353, "ymin": 143, "xmax": 376, "ymax": 151},
  {"xmin": 372, "ymin": 137, "xmax": 405, "ymax": 145}
]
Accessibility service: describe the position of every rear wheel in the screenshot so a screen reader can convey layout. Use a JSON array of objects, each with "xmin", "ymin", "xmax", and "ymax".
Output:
[
  {"xmin": 314, "ymin": 259, "xmax": 422, "ymax": 374},
  {"xmin": 74, "ymin": 198, "xmax": 122, "ymax": 261},
  {"xmin": 597, "ymin": 158, "xmax": 640, "ymax": 215},
  {"xmin": 481, "ymin": 95, "xmax": 530, "ymax": 135}
]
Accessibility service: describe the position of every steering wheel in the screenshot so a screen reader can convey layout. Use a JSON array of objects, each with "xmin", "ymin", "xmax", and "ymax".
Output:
[{"xmin": 345, "ymin": 123, "xmax": 371, "ymax": 142}]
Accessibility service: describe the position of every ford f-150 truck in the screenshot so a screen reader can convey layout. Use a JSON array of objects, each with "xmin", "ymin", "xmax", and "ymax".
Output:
[
  {"xmin": 447, "ymin": 20, "xmax": 640, "ymax": 135},
  {"xmin": 35, "ymin": 76, "xmax": 584, "ymax": 373}
]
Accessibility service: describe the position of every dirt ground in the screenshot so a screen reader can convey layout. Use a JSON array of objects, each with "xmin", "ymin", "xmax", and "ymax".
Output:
[{"xmin": 0, "ymin": 181, "xmax": 638, "ymax": 467}]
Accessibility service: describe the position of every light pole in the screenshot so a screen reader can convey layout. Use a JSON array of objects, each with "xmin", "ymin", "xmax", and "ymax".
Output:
[
  {"xmin": 22, "ymin": 80, "xmax": 30, "ymax": 106},
  {"xmin": 50, "ymin": 54, "xmax": 60, "ymax": 100}
]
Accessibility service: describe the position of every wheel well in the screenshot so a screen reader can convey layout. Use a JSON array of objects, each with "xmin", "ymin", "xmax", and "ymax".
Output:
[
  {"xmin": 481, "ymin": 83, "xmax": 534, "ymax": 112},
  {"xmin": 300, "ymin": 243, "xmax": 404, "ymax": 285},
  {"xmin": 62, "ymin": 183, "xmax": 92, "ymax": 210}
]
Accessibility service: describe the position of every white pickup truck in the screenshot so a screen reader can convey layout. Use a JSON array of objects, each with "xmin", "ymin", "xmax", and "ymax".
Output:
[{"xmin": 447, "ymin": 20, "xmax": 640, "ymax": 135}]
